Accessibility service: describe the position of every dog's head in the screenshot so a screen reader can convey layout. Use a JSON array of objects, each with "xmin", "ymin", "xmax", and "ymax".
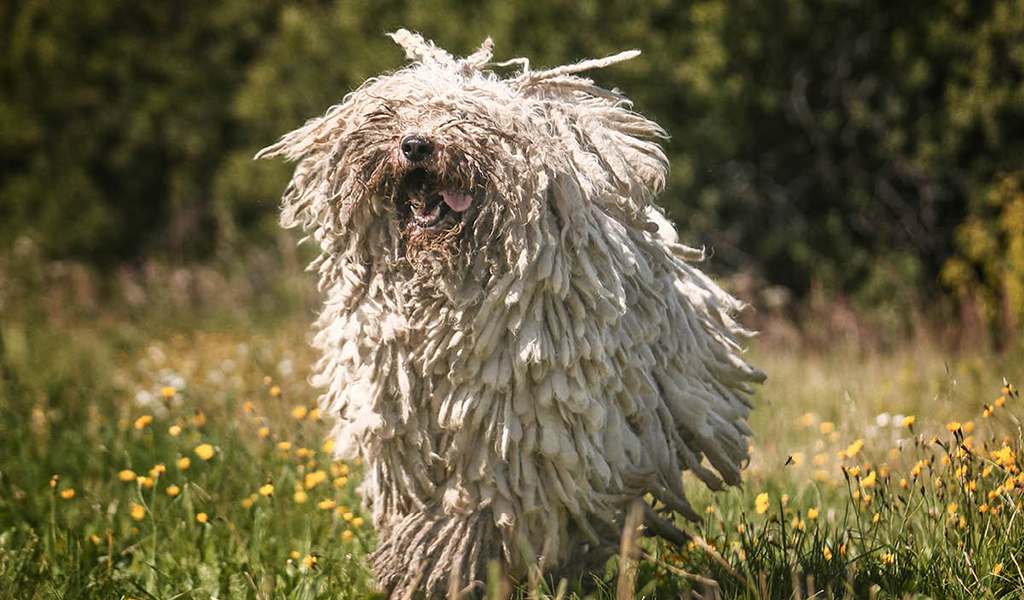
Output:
[{"xmin": 258, "ymin": 30, "xmax": 669, "ymax": 296}]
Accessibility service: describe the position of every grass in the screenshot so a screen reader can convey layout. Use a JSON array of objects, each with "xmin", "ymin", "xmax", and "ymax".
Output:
[{"xmin": 3, "ymin": 251, "xmax": 1024, "ymax": 599}]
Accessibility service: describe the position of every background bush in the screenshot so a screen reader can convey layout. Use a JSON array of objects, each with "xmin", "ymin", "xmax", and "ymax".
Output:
[{"xmin": 3, "ymin": 0, "xmax": 1023, "ymax": 336}]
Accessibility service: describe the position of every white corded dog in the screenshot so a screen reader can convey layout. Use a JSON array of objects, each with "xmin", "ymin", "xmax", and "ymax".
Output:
[{"xmin": 259, "ymin": 30, "xmax": 764, "ymax": 597}]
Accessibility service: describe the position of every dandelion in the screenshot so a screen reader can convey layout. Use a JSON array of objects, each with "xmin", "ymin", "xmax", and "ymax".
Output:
[
  {"xmin": 129, "ymin": 503, "xmax": 145, "ymax": 520},
  {"xmin": 819, "ymin": 422, "xmax": 835, "ymax": 435},
  {"xmin": 258, "ymin": 427, "xmax": 270, "ymax": 437},
  {"xmin": 304, "ymin": 470, "xmax": 327, "ymax": 490},
  {"xmin": 902, "ymin": 415, "xmax": 916, "ymax": 428},
  {"xmin": 302, "ymin": 555, "xmax": 317, "ymax": 569},
  {"xmin": 860, "ymin": 470, "xmax": 877, "ymax": 487},
  {"xmin": 807, "ymin": 507, "xmax": 819, "ymax": 520},
  {"xmin": 118, "ymin": 469, "xmax": 137, "ymax": 482},
  {"xmin": 754, "ymin": 492, "xmax": 769, "ymax": 514},
  {"xmin": 194, "ymin": 444, "xmax": 214, "ymax": 461},
  {"xmin": 168, "ymin": 425, "xmax": 182, "ymax": 436},
  {"xmin": 160, "ymin": 386, "xmax": 177, "ymax": 398},
  {"xmin": 196, "ymin": 512, "xmax": 208, "ymax": 523},
  {"xmin": 269, "ymin": 385, "xmax": 281, "ymax": 397},
  {"xmin": 137, "ymin": 476, "xmax": 154, "ymax": 488},
  {"xmin": 149, "ymin": 464, "xmax": 166, "ymax": 477},
  {"xmin": 134, "ymin": 415, "xmax": 153, "ymax": 429},
  {"xmin": 166, "ymin": 485, "xmax": 180, "ymax": 497},
  {"xmin": 352, "ymin": 516, "xmax": 364, "ymax": 527},
  {"xmin": 60, "ymin": 488, "xmax": 75, "ymax": 499},
  {"xmin": 259, "ymin": 483, "xmax": 274, "ymax": 497},
  {"xmin": 846, "ymin": 466, "xmax": 861, "ymax": 477},
  {"xmin": 293, "ymin": 490, "xmax": 308, "ymax": 503},
  {"xmin": 318, "ymin": 499, "xmax": 336, "ymax": 511},
  {"xmin": 993, "ymin": 563, "xmax": 1003, "ymax": 575},
  {"xmin": 846, "ymin": 439, "xmax": 864, "ymax": 457},
  {"xmin": 176, "ymin": 457, "xmax": 191, "ymax": 470},
  {"xmin": 292, "ymin": 406, "xmax": 308, "ymax": 420},
  {"xmin": 946, "ymin": 421, "xmax": 962, "ymax": 432},
  {"xmin": 342, "ymin": 511, "xmax": 354, "ymax": 522}
]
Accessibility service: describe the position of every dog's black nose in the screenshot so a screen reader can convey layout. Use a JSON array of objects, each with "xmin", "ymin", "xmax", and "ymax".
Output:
[{"xmin": 400, "ymin": 136, "xmax": 433, "ymax": 162}]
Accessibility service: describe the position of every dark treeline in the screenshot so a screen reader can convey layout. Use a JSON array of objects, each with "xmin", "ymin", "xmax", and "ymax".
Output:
[{"xmin": 2, "ymin": 0, "xmax": 1023, "ymax": 333}]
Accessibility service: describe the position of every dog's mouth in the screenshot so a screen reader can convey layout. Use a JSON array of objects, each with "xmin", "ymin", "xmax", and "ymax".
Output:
[{"xmin": 396, "ymin": 169, "xmax": 474, "ymax": 231}]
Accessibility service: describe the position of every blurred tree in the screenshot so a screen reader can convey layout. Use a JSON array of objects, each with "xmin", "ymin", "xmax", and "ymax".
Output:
[{"xmin": 4, "ymin": 0, "xmax": 1024, "ymax": 332}]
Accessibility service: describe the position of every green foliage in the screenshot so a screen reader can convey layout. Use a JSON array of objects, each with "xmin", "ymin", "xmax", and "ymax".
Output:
[{"xmin": 3, "ymin": 0, "xmax": 1024, "ymax": 321}]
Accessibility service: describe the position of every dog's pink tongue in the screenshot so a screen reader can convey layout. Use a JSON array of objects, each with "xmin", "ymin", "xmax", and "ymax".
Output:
[{"xmin": 441, "ymin": 191, "xmax": 473, "ymax": 212}]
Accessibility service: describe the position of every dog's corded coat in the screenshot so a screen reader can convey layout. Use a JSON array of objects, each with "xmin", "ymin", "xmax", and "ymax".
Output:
[{"xmin": 259, "ymin": 30, "xmax": 765, "ymax": 597}]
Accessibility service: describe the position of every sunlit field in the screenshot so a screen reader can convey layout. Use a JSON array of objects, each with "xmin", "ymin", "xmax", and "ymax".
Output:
[{"xmin": 2, "ymin": 255, "xmax": 1024, "ymax": 599}]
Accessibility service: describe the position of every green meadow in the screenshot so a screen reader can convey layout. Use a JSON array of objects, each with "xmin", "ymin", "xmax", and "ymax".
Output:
[{"xmin": 3, "ymin": 256, "xmax": 1024, "ymax": 599}]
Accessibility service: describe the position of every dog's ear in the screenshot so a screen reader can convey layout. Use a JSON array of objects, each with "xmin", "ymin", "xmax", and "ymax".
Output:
[{"xmin": 255, "ymin": 106, "xmax": 352, "ymax": 231}]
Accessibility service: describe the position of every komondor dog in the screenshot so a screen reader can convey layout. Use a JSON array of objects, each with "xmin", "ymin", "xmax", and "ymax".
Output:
[{"xmin": 258, "ymin": 30, "xmax": 765, "ymax": 597}]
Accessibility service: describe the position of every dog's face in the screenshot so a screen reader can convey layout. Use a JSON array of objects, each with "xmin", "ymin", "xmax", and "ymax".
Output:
[{"xmin": 259, "ymin": 31, "xmax": 668, "ymax": 293}]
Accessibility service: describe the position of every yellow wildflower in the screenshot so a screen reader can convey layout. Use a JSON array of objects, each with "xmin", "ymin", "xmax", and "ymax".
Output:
[
  {"xmin": 993, "ymin": 562, "xmax": 1003, "ymax": 575},
  {"xmin": 176, "ymin": 457, "xmax": 191, "ymax": 470},
  {"xmin": 334, "ymin": 477, "xmax": 348, "ymax": 488},
  {"xmin": 309, "ymin": 408, "xmax": 320, "ymax": 420},
  {"xmin": 860, "ymin": 470, "xmax": 877, "ymax": 487},
  {"xmin": 318, "ymin": 499, "xmax": 336, "ymax": 511},
  {"xmin": 196, "ymin": 512, "xmax": 208, "ymax": 523},
  {"xmin": 984, "ymin": 405, "xmax": 994, "ymax": 417},
  {"xmin": 118, "ymin": 469, "xmax": 137, "ymax": 482},
  {"xmin": 129, "ymin": 503, "xmax": 145, "ymax": 520},
  {"xmin": 194, "ymin": 444, "xmax": 215, "ymax": 461},
  {"xmin": 352, "ymin": 516, "xmax": 364, "ymax": 527},
  {"xmin": 292, "ymin": 406, "xmax": 308, "ymax": 420},
  {"xmin": 754, "ymin": 492, "xmax": 770, "ymax": 514},
  {"xmin": 902, "ymin": 415, "xmax": 915, "ymax": 427},
  {"xmin": 258, "ymin": 427, "xmax": 270, "ymax": 437},
  {"xmin": 134, "ymin": 415, "xmax": 153, "ymax": 429},
  {"xmin": 946, "ymin": 421, "xmax": 961, "ymax": 432},
  {"xmin": 807, "ymin": 507, "xmax": 819, "ymax": 520},
  {"xmin": 900, "ymin": 478, "xmax": 908, "ymax": 488},
  {"xmin": 302, "ymin": 555, "xmax": 317, "ymax": 569},
  {"xmin": 847, "ymin": 466, "xmax": 861, "ymax": 477},
  {"xmin": 342, "ymin": 529, "xmax": 354, "ymax": 540},
  {"xmin": 149, "ymin": 464, "xmax": 166, "ymax": 477},
  {"xmin": 168, "ymin": 425, "xmax": 182, "ymax": 436},
  {"xmin": 304, "ymin": 470, "xmax": 327, "ymax": 490},
  {"xmin": 800, "ymin": 413, "xmax": 814, "ymax": 428},
  {"xmin": 277, "ymin": 441, "xmax": 291, "ymax": 451},
  {"xmin": 819, "ymin": 422, "xmax": 835, "ymax": 435},
  {"xmin": 289, "ymin": 550, "xmax": 300, "ymax": 560},
  {"xmin": 963, "ymin": 421, "xmax": 975, "ymax": 433},
  {"xmin": 881, "ymin": 553, "xmax": 894, "ymax": 564},
  {"xmin": 979, "ymin": 503, "xmax": 989, "ymax": 513},
  {"xmin": 846, "ymin": 439, "xmax": 864, "ymax": 457},
  {"xmin": 259, "ymin": 483, "xmax": 274, "ymax": 497},
  {"xmin": 193, "ymin": 411, "xmax": 206, "ymax": 427},
  {"xmin": 166, "ymin": 485, "xmax": 180, "ymax": 497},
  {"xmin": 60, "ymin": 488, "xmax": 75, "ymax": 499},
  {"xmin": 872, "ymin": 513, "xmax": 880, "ymax": 524},
  {"xmin": 137, "ymin": 476, "xmax": 153, "ymax": 488},
  {"xmin": 293, "ymin": 490, "xmax": 308, "ymax": 503},
  {"xmin": 823, "ymin": 548, "xmax": 833, "ymax": 560},
  {"xmin": 322, "ymin": 438, "xmax": 335, "ymax": 453},
  {"xmin": 269, "ymin": 385, "xmax": 281, "ymax": 397},
  {"xmin": 160, "ymin": 386, "xmax": 177, "ymax": 398}
]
